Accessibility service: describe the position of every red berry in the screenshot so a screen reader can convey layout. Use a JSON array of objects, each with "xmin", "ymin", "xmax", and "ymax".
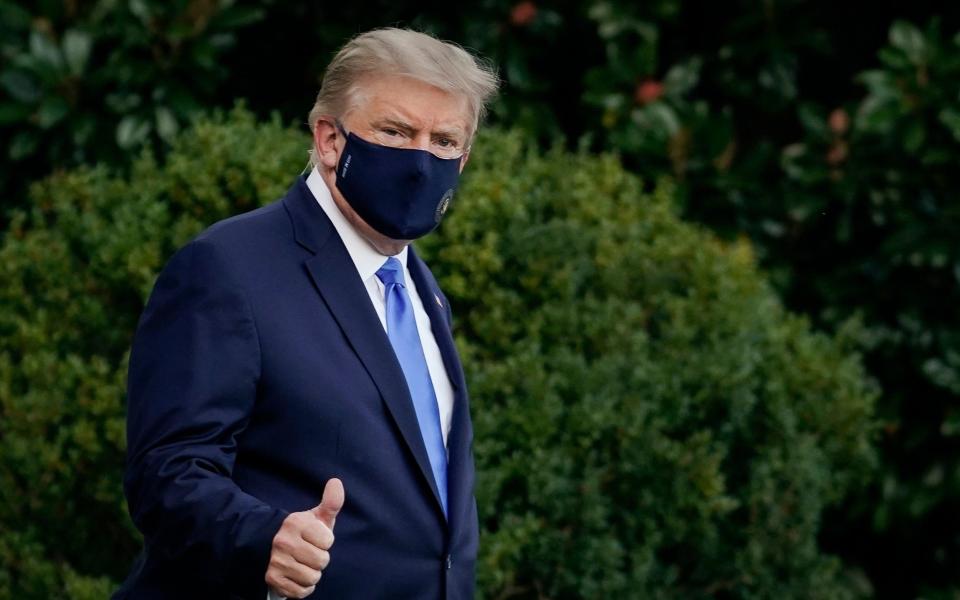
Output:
[
  {"xmin": 826, "ymin": 140, "xmax": 849, "ymax": 165},
  {"xmin": 634, "ymin": 79, "xmax": 664, "ymax": 105},
  {"xmin": 828, "ymin": 108, "xmax": 849, "ymax": 136},
  {"xmin": 510, "ymin": 1, "xmax": 537, "ymax": 26}
]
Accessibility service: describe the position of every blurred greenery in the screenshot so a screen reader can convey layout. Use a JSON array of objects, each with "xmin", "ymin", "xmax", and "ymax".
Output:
[
  {"xmin": 0, "ymin": 108, "xmax": 877, "ymax": 598},
  {"xmin": 1, "ymin": 0, "xmax": 958, "ymax": 597},
  {"xmin": 0, "ymin": 107, "xmax": 304, "ymax": 598},
  {"xmin": 0, "ymin": 0, "xmax": 264, "ymax": 212},
  {"xmin": 420, "ymin": 128, "xmax": 877, "ymax": 599}
]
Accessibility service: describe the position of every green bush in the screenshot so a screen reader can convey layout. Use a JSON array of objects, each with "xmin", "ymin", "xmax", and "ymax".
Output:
[
  {"xmin": 1, "ymin": 3, "xmax": 954, "ymax": 593},
  {"xmin": 758, "ymin": 21, "xmax": 960, "ymax": 595},
  {"xmin": 0, "ymin": 108, "xmax": 876, "ymax": 598},
  {"xmin": 0, "ymin": 106, "xmax": 304, "ymax": 598},
  {"xmin": 420, "ymin": 132, "xmax": 878, "ymax": 598},
  {"xmin": 0, "ymin": 0, "xmax": 265, "ymax": 213}
]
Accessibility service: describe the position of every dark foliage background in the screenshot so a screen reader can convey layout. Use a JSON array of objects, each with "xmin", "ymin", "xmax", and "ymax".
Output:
[
  {"xmin": 0, "ymin": 109, "xmax": 877, "ymax": 599},
  {"xmin": 1, "ymin": 0, "xmax": 958, "ymax": 597}
]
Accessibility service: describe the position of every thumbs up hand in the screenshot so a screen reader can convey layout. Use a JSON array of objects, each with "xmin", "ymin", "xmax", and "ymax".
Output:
[
  {"xmin": 265, "ymin": 479, "xmax": 345, "ymax": 599},
  {"xmin": 312, "ymin": 478, "xmax": 344, "ymax": 529}
]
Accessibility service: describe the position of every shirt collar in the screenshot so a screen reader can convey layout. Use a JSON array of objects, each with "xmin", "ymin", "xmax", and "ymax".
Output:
[{"xmin": 305, "ymin": 167, "xmax": 407, "ymax": 281}]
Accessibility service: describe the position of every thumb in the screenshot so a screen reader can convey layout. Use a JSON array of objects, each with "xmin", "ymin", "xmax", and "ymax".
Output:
[{"xmin": 312, "ymin": 477, "xmax": 345, "ymax": 528}]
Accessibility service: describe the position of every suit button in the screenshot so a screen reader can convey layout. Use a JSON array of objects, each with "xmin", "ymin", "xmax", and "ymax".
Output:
[{"xmin": 445, "ymin": 554, "xmax": 452, "ymax": 570}]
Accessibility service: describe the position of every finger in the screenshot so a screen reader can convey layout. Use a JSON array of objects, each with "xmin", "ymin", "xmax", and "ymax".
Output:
[
  {"xmin": 292, "ymin": 541, "xmax": 329, "ymax": 571},
  {"xmin": 312, "ymin": 478, "xmax": 345, "ymax": 528},
  {"xmin": 279, "ymin": 554, "xmax": 323, "ymax": 588},
  {"xmin": 275, "ymin": 574, "xmax": 316, "ymax": 599},
  {"xmin": 301, "ymin": 519, "xmax": 335, "ymax": 551}
]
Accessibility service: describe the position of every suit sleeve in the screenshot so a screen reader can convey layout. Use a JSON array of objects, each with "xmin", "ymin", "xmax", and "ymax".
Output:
[{"xmin": 124, "ymin": 239, "xmax": 288, "ymax": 597}]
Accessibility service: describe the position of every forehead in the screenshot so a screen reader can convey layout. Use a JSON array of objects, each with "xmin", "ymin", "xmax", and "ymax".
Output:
[{"xmin": 351, "ymin": 75, "xmax": 471, "ymax": 134}]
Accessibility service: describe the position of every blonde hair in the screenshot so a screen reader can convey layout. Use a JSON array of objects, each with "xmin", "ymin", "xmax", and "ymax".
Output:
[{"xmin": 307, "ymin": 28, "xmax": 499, "ymax": 168}]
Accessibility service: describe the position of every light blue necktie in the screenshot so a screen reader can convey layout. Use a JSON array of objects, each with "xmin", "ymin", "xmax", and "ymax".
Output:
[{"xmin": 376, "ymin": 257, "xmax": 448, "ymax": 516}]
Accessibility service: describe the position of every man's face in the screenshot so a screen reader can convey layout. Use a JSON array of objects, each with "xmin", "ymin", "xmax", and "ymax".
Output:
[
  {"xmin": 314, "ymin": 75, "xmax": 473, "ymax": 255},
  {"xmin": 342, "ymin": 75, "xmax": 473, "ymax": 161}
]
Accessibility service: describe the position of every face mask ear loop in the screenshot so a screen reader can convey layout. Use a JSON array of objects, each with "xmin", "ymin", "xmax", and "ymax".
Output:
[{"xmin": 334, "ymin": 119, "xmax": 349, "ymax": 139}]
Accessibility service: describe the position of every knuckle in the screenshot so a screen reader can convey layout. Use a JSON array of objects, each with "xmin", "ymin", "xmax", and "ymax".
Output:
[
  {"xmin": 286, "ymin": 513, "xmax": 303, "ymax": 529},
  {"xmin": 315, "ymin": 527, "xmax": 333, "ymax": 549}
]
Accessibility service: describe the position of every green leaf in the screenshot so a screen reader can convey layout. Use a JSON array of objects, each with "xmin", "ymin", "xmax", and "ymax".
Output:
[
  {"xmin": 116, "ymin": 115, "xmax": 151, "ymax": 149},
  {"xmin": 938, "ymin": 109, "xmax": 960, "ymax": 143},
  {"xmin": 208, "ymin": 32, "xmax": 236, "ymax": 50},
  {"xmin": 62, "ymin": 30, "xmax": 92, "ymax": 76},
  {"xmin": 36, "ymin": 95, "xmax": 69, "ymax": 128},
  {"xmin": 155, "ymin": 106, "xmax": 178, "ymax": 143},
  {"xmin": 505, "ymin": 53, "xmax": 532, "ymax": 90},
  {"xmin": 211, "ymin": 6, "xmax": 266, "ymax": 30},
  {"xmin": 855, "ymin": 93, "xmax": 896, "ymax": 133},
  {"xmin": 9, "ymin": 129, "xmax": 39, "ymax": 160},
  {"xmin": 857, "ymin": 69, "xmax": 894, "ymax": 94},
  {"xmin": 105, "ymin": 92, "xmax": 142, "ymax": 113},
  {"xmin": 29, "ymin": 30, "xmax": 63, "ymax": 71},
  {"xmin": 797, "ymin": 103, "xmax": 826, "ymax": 138},
  {"xmin": 0, "ymin": 100, "xmax": 31, "ymax": 125},
  {"xmin": 0, "ymin": 1, "xmax": 31, "ymax": 30},
  {"xmin": 70, "ymin": 113, "xmax": 96, "ymax": 148},
  {"xmin": 889, "ymin": 20, "xmax": 926, "ymax": 64},
  {"xmin": 877, "ymin": 46, "xmax": 910, "ymax": 71},
  {"xmin": 663, "ymin": 58, "xmax": 701, "ymax": 98},
  {"xmin": 129, "ymin": 0, "xmax": 152, "ymax": 24},
  {"xmin": 902, "ymin": 120, "xmax": 926, "ymax": 153},
  {"xmin": 645, "ymin": 102, "xmax": 681, "ymax": 136},
  {"xmin": 0, "ymin": 69, "xmax": 42, "ymax": 103}
]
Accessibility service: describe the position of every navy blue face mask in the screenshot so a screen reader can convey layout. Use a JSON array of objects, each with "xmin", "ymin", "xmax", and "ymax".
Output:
[{"xmin": 334, "ymin": 121, "xmax": 462, "ymax": 240}]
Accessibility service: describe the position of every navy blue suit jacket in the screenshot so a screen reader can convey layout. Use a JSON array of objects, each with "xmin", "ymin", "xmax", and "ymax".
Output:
[{"xmin": 115, "ymin": 177, "xmax": 478, "ymax": 599}]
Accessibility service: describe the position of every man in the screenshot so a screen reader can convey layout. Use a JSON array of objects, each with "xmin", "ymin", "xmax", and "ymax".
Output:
[{"xmin": 114, "ymin": 28, "xmax": 498, "ymax": 599}]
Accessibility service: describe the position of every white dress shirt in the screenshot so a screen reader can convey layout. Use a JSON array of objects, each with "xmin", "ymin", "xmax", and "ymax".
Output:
[
  {"xmin": 267, "ymin": 170, "xmax": 455, "ymax": 600},
  {"xmin": 304, "ymin": 167, "xmax": 454, "ymax": 445}
]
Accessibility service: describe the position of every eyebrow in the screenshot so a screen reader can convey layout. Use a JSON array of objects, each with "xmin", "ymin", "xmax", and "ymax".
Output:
[
  {"xmin": 374, "ymin": 117, "xmax": 415, "ymax": 134},
  {"xmin": 431, "ymin": 126, "xmax": 466, "ymax": 142},
  {"xmin": 373, "ymin": 117, "xmax": 466, "ymax": 142}
]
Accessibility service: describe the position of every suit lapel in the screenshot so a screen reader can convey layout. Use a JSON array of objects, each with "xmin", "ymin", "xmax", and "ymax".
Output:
[
  {"xmin": 282, "ymin": 178, "xmax": 446, "ymax": 521},
  {"xmin": 407, "ymin": 248, "xmax": 473, "ymax": 535}
]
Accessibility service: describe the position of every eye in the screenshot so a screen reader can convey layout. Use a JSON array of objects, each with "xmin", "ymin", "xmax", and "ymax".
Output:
[
  {"xmin": 381, "ymin": 128, "xmax": 402, "ymax": 137},
  {"xmin": 436, "ymin": 137, "xmax": 456, "ymax": 148}
]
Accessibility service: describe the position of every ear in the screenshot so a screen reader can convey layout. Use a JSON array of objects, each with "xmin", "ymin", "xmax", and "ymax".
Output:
[{"xmin": 313, "ymin": 119, "xmax": 341, "ymax": 170}]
